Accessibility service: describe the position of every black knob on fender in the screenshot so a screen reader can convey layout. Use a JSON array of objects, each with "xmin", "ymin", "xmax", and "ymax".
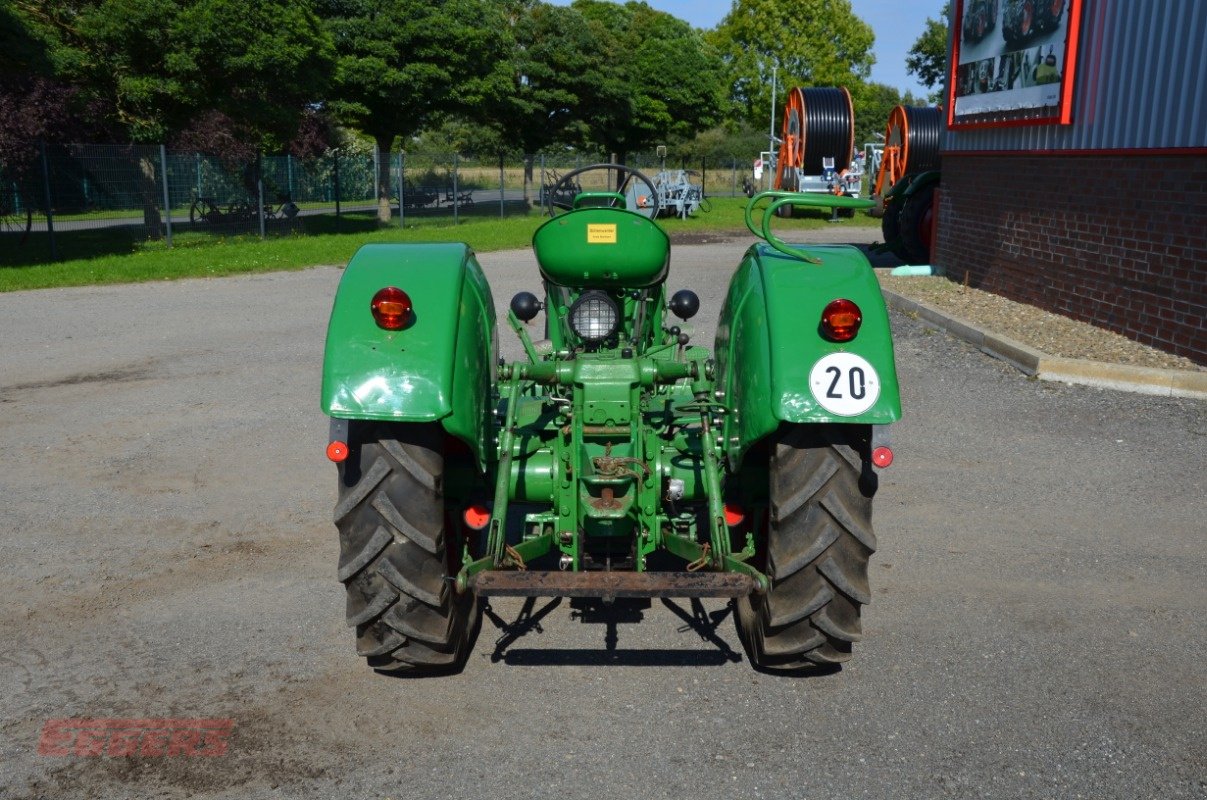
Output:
[
  {"xmin": 668, "ymin": 289, "xmax": 700, "ymax": 320},
  {"xmin": 510, "ymin": 291, "xmax": 542, "ymax": 322}
]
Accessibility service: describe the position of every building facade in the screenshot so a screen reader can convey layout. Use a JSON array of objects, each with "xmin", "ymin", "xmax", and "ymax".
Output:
[{"xmin": 937, "ymin": 0, "xmax": 1206, "ymax": 364}]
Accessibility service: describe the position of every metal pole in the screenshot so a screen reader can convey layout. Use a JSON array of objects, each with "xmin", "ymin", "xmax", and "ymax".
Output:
[
  {"xmin": 39, "ymin": 141, "xmax": 57, "ymax": 261},
  {"xmin": 398, "ymin": 151, "xmax": 405, "ymax": 229},
  {"xmin": 499, "ymin": 155, "xmax": 504, "ymax": 218},
  {"xmin": 333, "ymin": 149, "xmax": 341, "ymax": 230},
  {"xmin": 732, "ymin": 157, "xmax": 737, "ymax": 197},
  {"xmin": 160, "ymin": 144, "xmax": 173, "ymax": 247},
  {"xmin": 540, "ymin": 154, "xmax": 546, "ymax": 214},
  {"xmin": 453, "ymin": 153, "xmax": 459, "ymax": 226},
  {"xmin": 257, "ymin": 155, "xmax": 266, "ymax": 239},
  {"xmin": 372, "ymin": 145, "xmax": 380, "ymax": 215},
  {"xmin": 286, "ymin": 154, "xmax": 294, "ymax": 201},
  {"xmin": 768, "ymin": 65, "xmax": 777, "ymax": 191}
]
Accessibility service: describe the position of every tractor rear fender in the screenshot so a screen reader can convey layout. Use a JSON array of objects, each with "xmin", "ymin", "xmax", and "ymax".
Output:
[
  {"xmin": 714, "ymin": 243, "xmax": 902, "ymax": 467},
  {"xmin": 321, "ymin": 243, "xmax": 497, "ymax": 471}
]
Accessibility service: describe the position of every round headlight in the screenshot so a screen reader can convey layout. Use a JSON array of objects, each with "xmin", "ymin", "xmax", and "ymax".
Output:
[{"xmin": 568, "ymin": 291, "xmax": 620, "ymax": 342}]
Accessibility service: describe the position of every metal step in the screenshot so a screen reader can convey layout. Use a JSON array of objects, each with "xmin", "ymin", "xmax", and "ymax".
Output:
[{"xmin": 471, "ymin": 570, "xmax": 754, "ymax": 599}]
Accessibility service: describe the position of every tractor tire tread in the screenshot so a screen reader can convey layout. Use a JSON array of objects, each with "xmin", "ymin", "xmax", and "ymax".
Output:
[
  {"xmin": 898, "ymin": 184, "xmax": 936, "ymax": 265},
  {"xmin": 335, "ymin": 423, "xmax": 477, "ymax": 675},
  {"xmin": 736, "ymin": 425, "xmax": 876, "ymax": 672}
]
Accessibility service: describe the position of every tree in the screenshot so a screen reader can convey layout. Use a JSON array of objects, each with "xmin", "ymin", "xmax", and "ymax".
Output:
[
  {"xmin": 573, "ymin": 0, "xmax": 724, "ymax": 166},
  {"xmin": 171, "ymin": 0, "xmax": 335, "ymax": 153},
  {"xmin": 16, "ymin": 0, "xmax": 332, "ymax": 146},
  {"xmin": 708, "ymin": 0, "xmax": 875, "ymax": 124},
  {"xmin": 481, "ymin": 1, "xmax": 609, "ymax": 199},
  {"xmin": 15, "ymin": 0, "xmax": 187, "ymax": 143},
  {"xmin": 850, "ymin": 82, "xmax": 922, "ymax": 148},
  {"xmin": 0, "ymin": 1, "xmax": 84, "ymax": 179},
  {"xmin": 318, "ymin": 0, "xmax": 508, "ymax": 222},
  {"xmin": 906, "ymin": 3, "xmax": 950, "ymax": 103},
  {"xmin": 13, "ymin": 0, "xmax": 335, "ymax": 229}
]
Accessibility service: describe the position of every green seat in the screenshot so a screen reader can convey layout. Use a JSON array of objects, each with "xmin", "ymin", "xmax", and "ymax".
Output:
[{"xmin": 532, "ymin": 208, "xmax": 669, "ymax": 288}]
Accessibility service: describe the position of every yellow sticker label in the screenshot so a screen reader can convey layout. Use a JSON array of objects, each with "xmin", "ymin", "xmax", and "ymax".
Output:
[{"xmin": 586, "ymin": 224, "xmax": 617, "ymax": 244}]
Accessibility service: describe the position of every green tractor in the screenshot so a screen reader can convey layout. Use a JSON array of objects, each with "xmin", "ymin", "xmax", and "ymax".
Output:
[{"xmin": 321, "ymin": 165, "xmax": 901, "ymax": 674}]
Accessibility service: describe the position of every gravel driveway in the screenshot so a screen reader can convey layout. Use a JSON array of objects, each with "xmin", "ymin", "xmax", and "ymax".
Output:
[{"xmin": 1, "ymin": 239, "xmax": 1203, "ymax": 799}]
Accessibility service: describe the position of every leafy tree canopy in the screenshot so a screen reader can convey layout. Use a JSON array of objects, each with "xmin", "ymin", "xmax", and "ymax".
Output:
[
  {"xmin": 906, "ymin": 3, "xmax": 950, "ymax": 103},
  {"xmin": 482, "ymin": 0, "xmax": 609, "ymax": 157},
  {"xmin": 12, "ymin": 0, "xmax": 334, "ymax": 149},
  {"xmin": 172, "ymin": 0, "xmax": 335, "ymax": 150},
  {"xmin": 708, "ymin": 0, "xmax": 875, "ymax": 124},
  {"xmin": 851, "ymin": 82, "xmax": 922, "ymax": 148},
  {"xmin": 573, "ymin": 0, "xmax": 725, "ymax": 164},
  {"xmin": 318, "ymin": 0, "xmax": 508, "ymax": 153}
]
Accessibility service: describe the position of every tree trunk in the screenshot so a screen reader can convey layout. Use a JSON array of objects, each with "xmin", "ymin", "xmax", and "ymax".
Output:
[
  {"xmin": 522, "ymin": 154, "xmax": 534, "ymax": 206},
  {"xmin": 614, "ymin": 151, "xmax": 628, "ymax": 192},
  {"xmin": 375, "ymin": 134, "xmax": 394, "ymax": 224},
  {"xmin": 138, "ymin": 151, "xmax": 163, "ymax": 240}
]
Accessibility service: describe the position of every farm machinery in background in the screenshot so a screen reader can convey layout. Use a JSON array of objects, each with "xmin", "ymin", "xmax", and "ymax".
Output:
[
  {"xmin": 771, "ymin": 87, "xmax": 865, "ymax": 219},
  {"xmin": 320, "ymin": 164, "xmax": 901, "ymax": 675},
  {"xmin": 869, "ymin": 104, "xmax": 943, "ymax": 266},
  {"xmin": 650, "ymin": 169, "xmax": 705, "ymax": 219},
  {"xmin": 540, "ymin": 161, "xmax": 707, "ymax": 220}
]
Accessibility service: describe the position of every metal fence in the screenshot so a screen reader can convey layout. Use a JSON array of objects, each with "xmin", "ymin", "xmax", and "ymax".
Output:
[{"xmin": 1, "ymin": 144, "xmax": 756, "ymax": 264}]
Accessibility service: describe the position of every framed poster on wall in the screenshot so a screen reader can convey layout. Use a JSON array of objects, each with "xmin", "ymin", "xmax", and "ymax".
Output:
[{"xmin": 947, "ymin": 0, "xmax": 1084, "ymax": 128}]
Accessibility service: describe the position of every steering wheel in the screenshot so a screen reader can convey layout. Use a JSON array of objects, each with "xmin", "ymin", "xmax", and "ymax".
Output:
[{"xmin": 545, "ymin": 163, "xmax": 660, "ymax": 219}]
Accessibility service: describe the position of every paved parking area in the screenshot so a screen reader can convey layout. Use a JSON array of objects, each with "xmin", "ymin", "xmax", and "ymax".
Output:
[{"xmin": 1, "ymin": 242, "xmax": 1203, "ymax": 798}]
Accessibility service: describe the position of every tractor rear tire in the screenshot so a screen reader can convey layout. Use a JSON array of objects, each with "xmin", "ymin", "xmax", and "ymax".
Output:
[
  {"xmin": 334, "ymin": 423, "xmax": 479, "ymax": 675},
  {"xmin": 880, "ymin": 199, "xmax": 907, "ymax": 261},
  {"xmin": 898, "ymin": 183, "xmax": 936, "ymax": 265},
  {"xmin": 735, "ymin": 425, "xmax": 877, "ymax": 671}
]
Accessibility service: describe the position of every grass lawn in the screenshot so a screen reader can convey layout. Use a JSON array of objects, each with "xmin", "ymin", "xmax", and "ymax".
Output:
[{"xmin": 0, "ymin": 196, "xmax": 879, "ymax": 292}]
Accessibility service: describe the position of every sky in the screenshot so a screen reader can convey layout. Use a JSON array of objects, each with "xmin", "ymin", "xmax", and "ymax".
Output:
[{"xmin": 546, "ymin": 0, "xmax": 948, "ymax": 99}]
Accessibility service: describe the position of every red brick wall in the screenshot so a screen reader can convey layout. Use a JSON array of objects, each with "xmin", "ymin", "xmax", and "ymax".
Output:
[{"xmin": 934, "ymin": 153, "xmax": 1207, "ymax": 365}]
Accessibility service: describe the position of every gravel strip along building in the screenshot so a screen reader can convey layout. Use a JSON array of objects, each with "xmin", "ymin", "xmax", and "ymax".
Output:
[{"xmin": 937, "ymin": 0, "xmax": 1206, "ymax": 365}]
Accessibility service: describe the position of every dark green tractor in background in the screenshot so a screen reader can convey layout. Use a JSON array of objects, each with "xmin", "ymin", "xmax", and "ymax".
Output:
[{"xmin": 321, "ymin": 165, "xmax": 901, "ymax": 674}]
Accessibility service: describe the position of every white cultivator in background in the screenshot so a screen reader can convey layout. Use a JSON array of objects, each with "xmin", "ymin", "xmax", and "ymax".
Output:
[{"xmin": 651, "ymin": 169, "xmax": 704, "ymax": 219}]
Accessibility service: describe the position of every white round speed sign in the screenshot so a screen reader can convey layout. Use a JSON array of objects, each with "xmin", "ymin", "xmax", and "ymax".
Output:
[{"xmin": 809, "ymin": 352, "xmax": 880, "ymax": 416}]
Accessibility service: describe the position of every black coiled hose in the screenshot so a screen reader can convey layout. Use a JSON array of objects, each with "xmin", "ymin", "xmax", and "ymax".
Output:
[
  {"xmin": 800, "ymin": 87, "xmax": 854, "ymax": 173},
  {"xmin": 901, "ymin": 106, "xmax": 943, "ymax": 173}
]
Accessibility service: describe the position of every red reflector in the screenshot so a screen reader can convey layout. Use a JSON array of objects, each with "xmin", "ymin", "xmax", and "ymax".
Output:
[
  {"xmin": 872, "ymin": 446, "xmax": 893, "ymax": 468},
  {"xmin": 326, "ymin": 441, "xmax": 349, "ymax": 463},
  {"xmin": 724, "ymin": 503, "xmax": 745, "ymax": 526},
  {"xmin": 371, "ymin": 287, "xmax": 412, "ymax": 330},
  {"xmin": 463, "ymin": 504, "xmax": 491, "ymax": 530},
  {"xmin": 821, "ymin": 298, "xmax": 862, "ymax": 342}
]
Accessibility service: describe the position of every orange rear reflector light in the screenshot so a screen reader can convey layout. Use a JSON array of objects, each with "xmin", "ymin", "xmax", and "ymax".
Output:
[
  {"xmin": 326, "ymin": 441, "xmax": 349, "ymax": 463},
  {"xmin": 463, "ymin": 504, "xmax": 491, "ymax": 530},
  {"xmin": 872, "ymin": 446, "xmax": 893, "ymax": 468}
]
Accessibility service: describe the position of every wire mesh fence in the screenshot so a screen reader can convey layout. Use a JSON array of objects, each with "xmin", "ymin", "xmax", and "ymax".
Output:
[{"xmin": 1, "ymin": 143, "xmax": 757, "ymax": 264}]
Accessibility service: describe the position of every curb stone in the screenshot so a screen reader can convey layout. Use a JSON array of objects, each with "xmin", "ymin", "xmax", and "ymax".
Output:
[{"xmin": 881, "ymin": 289, "xmax": 1207, "ymax": 400}]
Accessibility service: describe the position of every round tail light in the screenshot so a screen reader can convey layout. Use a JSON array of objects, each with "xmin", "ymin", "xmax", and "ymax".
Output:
[
  {"xmin": 821, "ymin": 298, "xmax": 862, "ymax": 342},
  {"xmin": 371, "ymin": 287, "xmax": 412, "ymax": 330},
  {"xmin": 872, "ymin": 446, "xmax": 894, "ymax": 468},
  {"xmin": 463, "ymin": 504, "xmax": 491, "ymax": 530}
]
